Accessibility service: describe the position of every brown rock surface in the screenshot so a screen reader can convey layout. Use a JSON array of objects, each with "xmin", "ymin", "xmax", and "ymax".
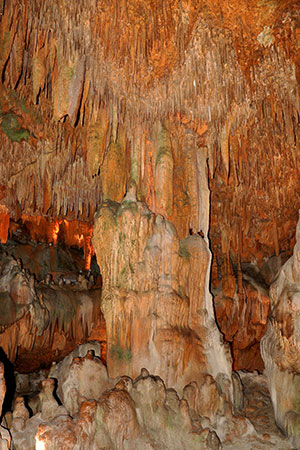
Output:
[
  {"xmin": 0, "ymin": 1, "xmax": 300, "ymax": 447},
  {"xmin": 214, "ymin": 266, "xmax": 270, "ymax": 372},
  {"xmin": 8, "ymin": 352, "xmax": 292, "ymax": 450},
  {"xmin": 0, "ymin": 363, "xmax": 5, "ymax": 416},
  {"xmin": 0, "ymin": 363, "xmax": 11, "ymax": 449},
  {"xmin": 14, "ymin": 353, "xmax": 248, "ymax": 449}
]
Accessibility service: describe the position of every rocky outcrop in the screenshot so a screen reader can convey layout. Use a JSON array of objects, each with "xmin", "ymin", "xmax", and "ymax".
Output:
[
  {"xmin": 261, "ymin": 211, "xmax": 300, "ymax": 447},
  {"xmin": 0, "ymin": 252, "xmax": 104, "ymax": 372},
  {"xmin": 6, "ymin": 347, "xmax": 261, "ymax": 450},
  {"xmin": 0, "ymin": 0, "xmax": 299, "ymax": 374},
  {"xmin": 214, "ymin": 261, "xmax": 271, "ymax": 371},
  {"xmin": 0, "ymin": 362, "xmax": 11, "ymax": 449},
  {"xmin": 49, "ymin": 346, "xmax": 110, "ymax": 417},
  {"xmin": 93, "ymin": 190, "xmax": 232, "ymax": 395}
]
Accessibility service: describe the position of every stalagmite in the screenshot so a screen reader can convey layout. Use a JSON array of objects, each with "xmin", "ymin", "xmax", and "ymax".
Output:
[
  {"xmin": 0, "ymin": 0, "xmax": 299, "ymax": 448},
  {"xmin": 93, "ymin": 185, "xmax": 232, "ymax": 395}
]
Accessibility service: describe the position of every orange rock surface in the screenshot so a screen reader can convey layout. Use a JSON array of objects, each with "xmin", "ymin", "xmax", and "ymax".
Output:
[
  {"xmin": 93, "ymin": 194, "xmax": 231, "ymax": 393},
  {"xmin": 0, "ymin": 0, "xmax": 299, "ymax": 372},
  {"xmin": 261, "ymin": 213, "xmax": 300, "ymax": 446},
  {"xmin": 0, "ymin": 253, "xmax": 105, "ymax": 372}
]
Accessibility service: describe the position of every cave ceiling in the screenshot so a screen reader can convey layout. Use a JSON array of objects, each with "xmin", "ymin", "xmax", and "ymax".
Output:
[{"xmin": 0, "ymin": 0, "xmax": 299, "ymax": 271}]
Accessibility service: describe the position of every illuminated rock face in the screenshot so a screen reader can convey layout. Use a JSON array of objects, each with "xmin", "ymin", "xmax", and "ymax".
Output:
[
  {"xmin": 9, "ymin": 348, "xmax": 258, "ymax": 450},
  {"xmin": 0, "ymin": 0, "xmax": 299, "ymax": 373},
  {"xmin": 261, "ymin": 212, "xmax": 300, "ymax": 447},
  {"xmin": 93, "ymin": 195, "xmax": 232, "ymax": 394}
]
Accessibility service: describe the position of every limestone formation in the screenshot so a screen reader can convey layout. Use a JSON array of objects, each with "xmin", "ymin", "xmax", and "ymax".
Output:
[
  {"xmin": 51, "ymin": 350, "xmax": 110, "ymax": 416},
  {"xmin": 214, "ymin": 265, "xmax": 271, "ymax": 371},
  {"xmin": 0, "ymin": 0, "xmax": 298, "ymax": 372},
  {"xmin": 0, "ymin": 0, "xmax": 299, "ymax": 447},
  {"xmin": 93, "ymin": 197, "xmax": 232, "ymax": 394},
  {"xmin": 0, "ymin": 363, "xmax": 5, "ymax": 416},
  {"xmin": 0, "ymin": 251, "xmax": 104, "ymax": 372},
  {"xmin": 8, "ymin": 349, "xmax": 257, "ymax": 449},
  {"xmin": 261, "ymin": 211, "xmax": 300, "ymax": 447},
  {"xmin": 0, "ymin": 363, "xmax": 11, "ymax": 450}
]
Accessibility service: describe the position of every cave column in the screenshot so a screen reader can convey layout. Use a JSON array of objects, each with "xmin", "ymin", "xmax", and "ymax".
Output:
[{"xmin": 92, "ymin": 121, "xmax": 232, "ymax": 394}]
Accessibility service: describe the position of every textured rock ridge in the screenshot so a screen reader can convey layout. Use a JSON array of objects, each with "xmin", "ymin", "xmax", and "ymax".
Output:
[
  {"xmin": 0, "ymin": 0, "xmax": 299, "ymax": 371},
  {"xmin": 0, "ymin": 362, "xmax": 11, "ymax": 449}
]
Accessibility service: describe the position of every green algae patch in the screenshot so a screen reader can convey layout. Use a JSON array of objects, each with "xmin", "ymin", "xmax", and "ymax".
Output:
[
  {"xmin": 155, "ymin": 125, "xmax": 172, "ymax": 167},
  {"xmin": 110, "ymin": 335, "xmax": 132, "ymax": 363},
  {"xmin": 119, "ymin": 200, "xmax": 138, "ymax": 216},
  {"xmin": 0, "ymin": 87, "xmax": 43, "ymax": 142},
  {"xmin": 0, "ymin": 112, "xmax": 30, "ymax": 142},
  {"xmin": 8, "ymin": 89, "xmax": 29, "ymax": 114},
  {"xmin": 179, "ymin": 241, "xmax": 191, "ymax": 259}
]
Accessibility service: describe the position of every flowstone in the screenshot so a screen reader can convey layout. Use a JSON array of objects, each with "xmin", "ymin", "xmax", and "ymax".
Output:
[
  {"xmin": 92, "ymin": 194, "xmax": 232, "ymax": 395},
  {"xmin": 261, "ymin": 211, "xmax": 300, "ymax": 447}
]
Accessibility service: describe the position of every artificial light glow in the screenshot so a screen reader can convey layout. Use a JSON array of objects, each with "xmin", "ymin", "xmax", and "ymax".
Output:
[
  {"xmin": 74, "ymin": 233, "xmax": 84, "ymax": 244},
  {"xmin": 51, "ymin": 221, "xmax": 60, "ymax": 245},
  {"xmin": 35, "ymin": 437, "xmax": 46, "ymax": 450},
  {"xmin": 85, "ymin": 252, "xmax": 92, "ymax": 270},
  {"xmin": 84, "ymin": 235, "xmax": 93, "ymax": 270}
]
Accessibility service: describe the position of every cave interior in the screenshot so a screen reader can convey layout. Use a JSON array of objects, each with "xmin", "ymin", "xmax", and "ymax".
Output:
[{"xmin": 0, "ymin": 0, "xmax": 300, "ymax": 449}]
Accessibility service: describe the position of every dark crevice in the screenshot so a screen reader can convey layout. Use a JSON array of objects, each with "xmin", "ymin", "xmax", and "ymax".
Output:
[{"xmin": 0, "ymin": 347, "xmax": 15, "ymax": 417}]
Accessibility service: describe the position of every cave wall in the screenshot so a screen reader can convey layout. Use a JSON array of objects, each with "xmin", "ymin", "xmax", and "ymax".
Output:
[{"xmin": 0, "ymin": 0, "xmax": 299, "ymax": 371}]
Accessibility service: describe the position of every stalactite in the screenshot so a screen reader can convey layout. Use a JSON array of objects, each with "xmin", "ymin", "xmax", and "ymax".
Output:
[{"xmin": 0, "ymin": 0, "xmax": 298, "ymax": 282}]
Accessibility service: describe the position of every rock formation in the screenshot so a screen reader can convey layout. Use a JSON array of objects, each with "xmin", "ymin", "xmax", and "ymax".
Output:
[
  {"xmin": 261, "ymin": 211, "xmax": 300, "ymax": 447},
  {"xmin": 1, "ymin": 345, "xmax": 291, "ymax": 449},
  {"xmin": 214, "ymin": 264, "xmax": 271, "ymax": 371},
  {"xmin": 0, "ymin": 0, "xmax": 299, "ymax": 446},
  {"xmin": 93, "ymin": 193, "xmax": 232, "ymax": 394},
  {"xmin": 6, "ymin": 345, "xmax": 277, "ymax": 450},
  {"xmin": 0, "ymin": 362, "xmax": 11, "ymax": 450},
  {"xmin": 0, "ymin": 251, "xmax": 105, "ymax": 372},
  {"xmin": 0, "ymin": 0, "xmax": 298, "ymax": 372},
  {"xmin": 49, "ymin": 347, "xmax": 110, "ymax": 417}
]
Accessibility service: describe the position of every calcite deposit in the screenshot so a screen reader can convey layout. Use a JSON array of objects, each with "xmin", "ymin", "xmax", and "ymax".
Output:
[
  {"xmin": 0, "ymin": 363, "xmax": 11, "ymax": 450},
  {"xmin": 214, "ymin": 263, "xmax": 271, "ymax": 371},
  {"xmin": 0, "ymin": 0, "xmax": 299, "ymax": 447},
  {"xmin": 261, "ymin": 211, "xmax": 300, "ymax": 447},
  {"xmin": 93, "ymin": 191, "xmax": 231, "ymax": 394},
  {"xmin": 0, "ymin": 345, "xmax": 292, "ymax": 449},
  {"xmin": 0, "ymin": 0, "xmax": 299, "ymax": 372},
  {"xmin": 0, "ymin": 249, "xmax": 105, "ymax": 372},
  {"xmin": 1, "ymin": 345, "xmax": 283, "ymax": 450}
]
